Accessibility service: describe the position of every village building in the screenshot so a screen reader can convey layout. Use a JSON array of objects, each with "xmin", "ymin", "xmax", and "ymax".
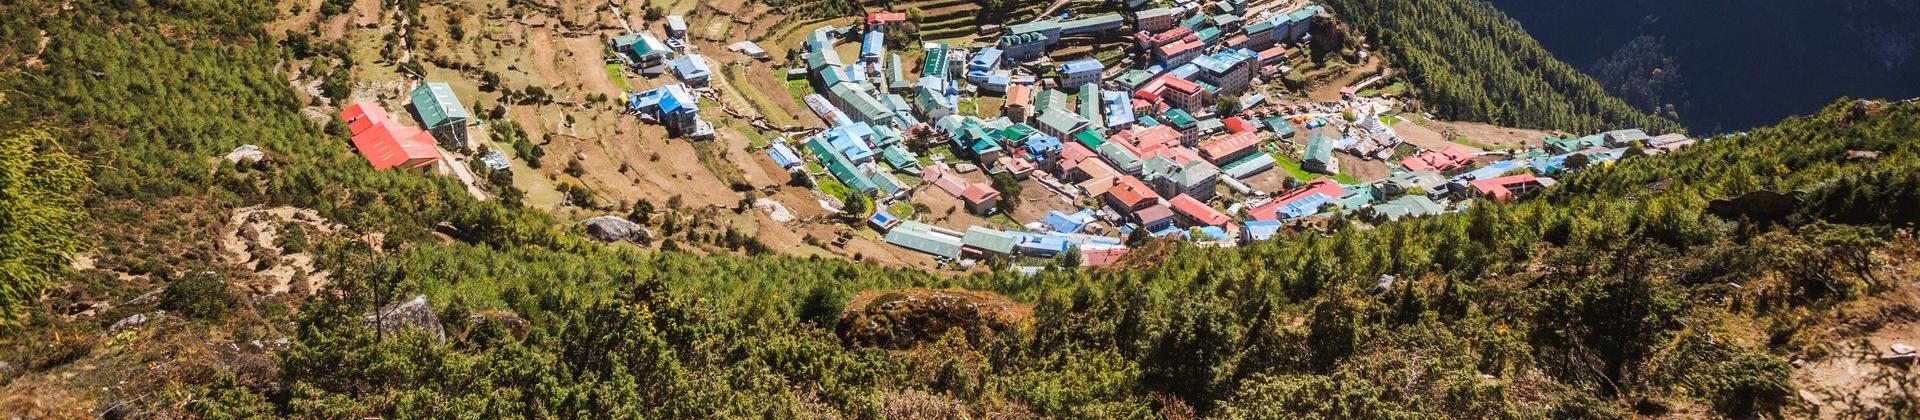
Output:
[
  {"xmin": 628, "ymin": 84, "xmax": 714, "ymax": 139},
  {"xmin": 1004, "ymin": 83, "xmax": 1033, "ymax": 123},
  {"xmin": 339, "ymin": 101, "xmax": 442, "ymax": 172},
  {"xmin": 728, "ymin": 41, "xmax": 769, "ymax": 60},
  {"xmin": 1137, "ymin": 7, "xmax": 1182, "ymax": 33},
  {"xmin": 924, "ymin": 163, "xmax": 1002, "ymax": 215},
  {"xmin": 1399, "ymin": 146, "xmax": 1475, "ymax": 174},
  {"xmin": 1302, "ymin": 134, "xmax": 1339, "ymax": 174},
  {"xmin": 1249, "ymin": 177, "xmax": 1345, "ymax": 220},
  {"xmin": 1469, "ymin": 174, "xmax": 1554, "ymax": 202},
  {"xmin": 408, "ymin": 82, "xmax": 471, "ymax": 147},
  {"xmin": 1058, "ymin": 59, "xmax": 1105, "ymax": 88},
  {"xmin": 1142, "ymin": 155, "xmax": 1221, "ymax": 201},
  {"xmin": 884, "ymin": 220, "xmax": 965, "ymax": 259},
  {"xmin": 670, "ymin": 54, "xmax": 712, "ymax": 87},
  {"xmin": 1169, "ymin": 194, "xmax": 1230, "ymax": 227},
  {"xmin": 962, "ymin": 226, "xmax": 1020, "ymax": 256}
]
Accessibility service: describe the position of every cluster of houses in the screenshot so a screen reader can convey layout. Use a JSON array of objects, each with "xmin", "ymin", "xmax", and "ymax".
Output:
[
  {"xmin": 766, "ymin": 3, "xmax": 1694, "ymax": 267},
  {"xmin": 609, "ymin": 14, "xmax": 726, "ymax": 139}
]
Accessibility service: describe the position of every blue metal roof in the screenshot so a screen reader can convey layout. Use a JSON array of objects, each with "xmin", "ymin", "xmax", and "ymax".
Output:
[
  {"xmin": 1059, "ymin": 59, "xmax": 1104, "ymax": 75},
  {"xmin": 1243, "ymin": 220, "xmax": 1281, "ymax": 241}
]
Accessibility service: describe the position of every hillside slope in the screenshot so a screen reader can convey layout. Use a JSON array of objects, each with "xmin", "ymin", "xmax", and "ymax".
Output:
[
  {"xmin": 1320, "ymin": 0, "xmax": 1685, "ymax": 135},
  {"xmin": 3, "ymin": 1, "xmax": 1920, "ymax": 418},
  {"xmin": 1490, "ymin": 0, "xmax": 1920, "ymax": 132}
]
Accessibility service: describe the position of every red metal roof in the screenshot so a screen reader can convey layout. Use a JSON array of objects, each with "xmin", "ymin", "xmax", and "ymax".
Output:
[
  {"xmin": 1197, "ymin": 132, "xmax": 1261, "ymax": 163},
  {"xmin": 339, "ymin": 101, "xmax": 392, "ymax": 135},
  {"xmin": 1169, "ymin": 194, "xmax": 1229, "ymax": 226},
  {"xmin": 350, "ymin": 123, "xmax": 441, "ymax": 171},
  {"xmin": 1224, "ymin": 117, "xmax": 1256, "ymax": 133},
  {"xmin": 867, "ymin": 12, "xmax": 906, "ymax": 25},
  {"xmin": 1399, "ymin": 146, "xmax": 1474, "ymax": 172}
]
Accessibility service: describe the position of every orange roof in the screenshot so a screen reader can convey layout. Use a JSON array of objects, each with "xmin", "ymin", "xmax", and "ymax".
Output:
[
  {"xmin": 1006, "ymin": 83, "xmax": 1032, "ymax": 107},
  {"xmin": 1106, "ymin": 175, "xmax": 1161, "ymax": 208},
  {"xmin": 1471, "ymin": 174, "xmax": 1538, "ymax": 202},
  {"xmin": 1224, "ymin": 117, "xmax": 1256, "ymax": 133},
  {"xmin": 350, "ymin": 123, "xmax": 441, "ymax": 171},
  {"xmin": 1198, "ymin": 132, "xmax": 1261, "ymax": 163},
  {"xmin": 1169, "ymin": 194, "xmax": 1229, "ymax": 226}
]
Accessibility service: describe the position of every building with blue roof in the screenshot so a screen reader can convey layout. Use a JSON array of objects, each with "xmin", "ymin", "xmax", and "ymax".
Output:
[
  {"xmin": 628, "ymin": 83, "xmax": 711, "ymax": 138},
  {"xmin": 1013, "ymin": 233, "xmax": 1072, "ymax": 257},
  {"xmin": 1043, "ymin": 209, "xmax": 1097, "ymax": 234},
  {"xmin": 966, "ymin": 48, "xmax": 1004, "ymax": 84},
  {"xmin": 669, "ymin": 54, "xmax": 712, "ymax": 87},
  {"xmin": 1193, "ymin": 226, "xmax": 1230, "ymax": 242},
  {"xmin": 768, "ymin": 138, "xmax": 803, "ymax": 170},
  {"xmin": 1102, "ymin": 90, "xmax": 1136, "ymax": 129},
  {"xmin": 1024, "ymin": 133, "xmax": 1063, "ymax": 157},
  {"xmin": 1058, "ymin": 59, "xmax": 1105, "ymax": 87},
  {"xmin": 861, "ymin": 30, "xmax": 885, "ymax": 61},
  {"xmin": 1242, "ymin": 220, "xmax": 1282, "ymax": 243}
]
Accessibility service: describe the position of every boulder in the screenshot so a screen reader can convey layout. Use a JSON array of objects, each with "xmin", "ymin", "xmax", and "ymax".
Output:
[
  {"xmin": 108, "ymin": 313, "xmax": 149, "ymax": 332},
  {"xmin": 583, "ymin": 215, "xmax": 643, "ymax": 242},
  {"xmin": 363, "ymin": 295, "xmax": 446, "ymax": 343},
  {"xmin": 224, "ymin": 144, "xmax": 265, "ymax": 163}
]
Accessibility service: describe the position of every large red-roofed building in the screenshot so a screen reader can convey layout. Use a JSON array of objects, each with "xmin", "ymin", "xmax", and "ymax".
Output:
[{"xmin": 339, "ymin": 101, "xmax": 441, "ymax": 172}]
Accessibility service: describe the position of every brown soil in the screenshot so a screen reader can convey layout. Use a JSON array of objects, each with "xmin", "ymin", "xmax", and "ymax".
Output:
[
  {"xmin": 1307, "ymin": 55, "xmax": 1382, "ymax": 102},
  {"xmin": 1336, "ymin": 154, "xmax": 1392, "ymax": 182}
]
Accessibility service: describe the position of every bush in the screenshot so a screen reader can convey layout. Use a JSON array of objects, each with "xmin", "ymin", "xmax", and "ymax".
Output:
[{"xmin": 161, "ymin": 272, "xmax": 235, "ymax": 320}]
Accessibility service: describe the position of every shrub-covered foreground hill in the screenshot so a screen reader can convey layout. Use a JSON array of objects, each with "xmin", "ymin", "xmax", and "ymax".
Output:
[{"xmin": 4, "ymin": 1, "xmax": 1920, "ymax": 418}]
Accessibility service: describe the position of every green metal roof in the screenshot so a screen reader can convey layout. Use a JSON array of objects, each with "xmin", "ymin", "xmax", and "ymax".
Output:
[
  {"xmin": 962, "ymin": 226, "xmax": 1018, "ymax": 254},
  {"xmin": 1115, "ymin": 70, "xmax": 1155, "ymax": 88},
  {"xmin": 409, "ymin": 82, "xmax": 470, "ymax": 130},
  {"xmin": 1304, "ymin": 134, "xmax": 1336, "ymax": 165},
  {"xmin": 1036, "ymin": 108, "xmax": 1090, "ymax": 135},
  {"xmin": 1164, "ymin": 109, "xmax": 1197, "ymax": 128},
  {"xmin": 885, "ymin": 221, "xmax": 963, "ymax": 258},
  {"xmin": 1073, "ymin": 131, "xmax": 1107, "ymax": 148}
]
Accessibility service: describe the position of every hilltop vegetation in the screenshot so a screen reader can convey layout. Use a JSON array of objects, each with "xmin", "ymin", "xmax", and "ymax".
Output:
[
  {"xmin": 1319, "ymin": 0, "xmax": 1685, "ymax": 135},
  {"xmin": 4, "ymin": 0, "xmax": 1920, "ymax": 418}
]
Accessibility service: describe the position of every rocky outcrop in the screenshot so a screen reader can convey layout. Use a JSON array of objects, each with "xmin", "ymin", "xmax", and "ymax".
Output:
[
  {"xmin": 836, "ymin": 289, "xmax": 1029, "ymax": 349},
  {"xmin": 583, "ymin": 215, "xmax": 645, "ymax": 242},
  {"xmin": 363, "ymin": 295, "xmax": 446, "ymax": 343}
]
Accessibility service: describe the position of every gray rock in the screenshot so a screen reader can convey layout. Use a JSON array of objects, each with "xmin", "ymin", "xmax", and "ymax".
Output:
[
  {"xmin": 109, "ymin": 313, "xmax": 149, "ymax": 332},
  {"xmin": 363, "ymin": 295, "xmax": 446, "ymax": 343},
  {"xmin": 583, "ymin": 215, "xmax": 644, "ymax": 242},
  {"xmin": 1372, "ymin": 274, "xmax": 1396, "ymax": 293},
  {"xmin": 224, "ymin": 144, "xmax": 266, "ymax": 163},
  {"xmin": 1893, "ymin": 343, "xmax": 1915, "ymax": 355}
]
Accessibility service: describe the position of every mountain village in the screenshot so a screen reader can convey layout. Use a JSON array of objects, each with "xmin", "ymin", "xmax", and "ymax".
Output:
[{"xmin": 326, "ymin": 0, "xmax": 1691, "ymax": 271}]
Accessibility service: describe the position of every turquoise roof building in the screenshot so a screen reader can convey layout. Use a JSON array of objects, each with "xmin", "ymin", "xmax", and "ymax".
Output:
[{"xmin": 409, "ymin": 82, "xmax": 470, "ymax": 145}]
